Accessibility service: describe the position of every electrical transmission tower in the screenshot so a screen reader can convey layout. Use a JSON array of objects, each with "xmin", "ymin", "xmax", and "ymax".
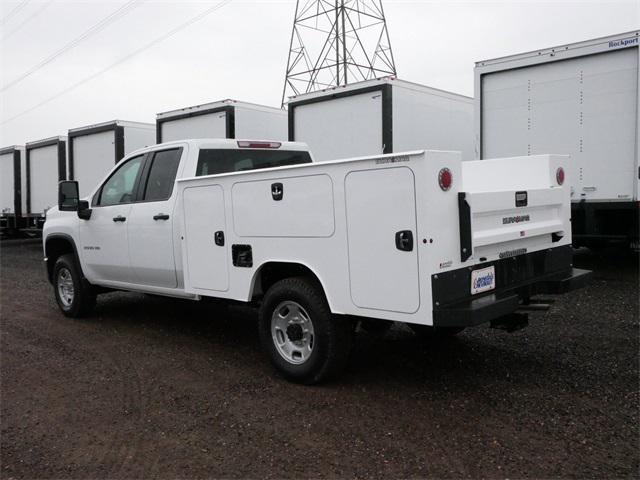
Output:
[{"xmin": 281, "ymin": 0, "xmax": 397, "ymax": 106}]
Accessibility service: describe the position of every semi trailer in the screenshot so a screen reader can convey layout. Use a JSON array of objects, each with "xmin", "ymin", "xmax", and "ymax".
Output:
[
  {"xmin": 43, "ymin": 139, "xmax": 589, "ymax": 383},
  {"xmin": 25, "ymin": 136, "xmax": 67, "ymax": 229},
  {"xmin": 0, "ymin": 145, "xmax": 26, "ymax": 234},
  {"xmin": 156, "ymin": 99, "xmax": 287, "ymax": 143},
  {"xmin": 475, "ymin": 30, "xmax": 640, "ymax": 250},
  {"xmin": 287, "ymin": 77, "xmax": 474, "ymax": 162},
  {"xmin": 68, "ymin": 120, "xmax": 155, "ymax": 198}
]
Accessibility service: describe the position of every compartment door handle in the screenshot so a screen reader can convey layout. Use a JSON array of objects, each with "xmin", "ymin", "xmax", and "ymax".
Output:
[{"xmin": 395, "ymin": 230, "xmax": 414, "ymax": 252}]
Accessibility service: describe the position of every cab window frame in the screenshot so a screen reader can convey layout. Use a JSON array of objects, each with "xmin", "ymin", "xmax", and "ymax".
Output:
[
  {"xmin": 135, "ymin": 147, "xmax": 184, "ymax": 204},
  {"xmin": 92, "ymin": 153, "xmax": 147, "ymax": 208}
]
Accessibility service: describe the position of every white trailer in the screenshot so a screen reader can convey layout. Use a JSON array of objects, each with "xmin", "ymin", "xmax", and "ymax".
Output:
[
  {"xmin": 68, "ymin": 121, "xmax": 155, "ymax": 198},
  {"xmin": 25, "ymin": 136, "xmax": 67, "ymax": 228},
  {"xmin": 287, "ymin": 77, "xmax": 475, "ymax": 162},
  {"xmin": 0, "ymin": 146, "xmax": 26, "ymax": 232},
  {"xmin": 156, "ymin": 99, "xmax": 287, "ymax": 143},
  {"xmin": 475, "ymin": 31, "xmax": 640, "ymax": 249}
]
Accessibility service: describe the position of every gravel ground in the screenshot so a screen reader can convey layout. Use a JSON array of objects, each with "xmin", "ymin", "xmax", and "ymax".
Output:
[{"xmin": 0, "ymin": 241, "xmax": 638, "ymax": 479}]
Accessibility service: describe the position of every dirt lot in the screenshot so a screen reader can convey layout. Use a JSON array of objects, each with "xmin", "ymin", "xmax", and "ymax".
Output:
[{"xmin": 0, "ymin": 241, "xmax": 638, "ymax": 479}]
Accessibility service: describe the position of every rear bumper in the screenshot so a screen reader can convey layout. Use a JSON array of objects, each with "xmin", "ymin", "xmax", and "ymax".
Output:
[{"xmin": 432, "ymin": 246, "xmax": 591, "ymax": 328}]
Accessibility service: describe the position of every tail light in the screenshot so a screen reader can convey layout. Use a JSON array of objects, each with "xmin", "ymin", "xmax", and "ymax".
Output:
[
  {"xmin": 438, "ymin": 168, "xmax": 452, "ymax": 191},
  {"xmin": 237, "ymin": 141, "xmax": 281, "ymax": 149},
  {"xmin": 556, "ymin": 167, "xmax": 565, "ymax": 185}
]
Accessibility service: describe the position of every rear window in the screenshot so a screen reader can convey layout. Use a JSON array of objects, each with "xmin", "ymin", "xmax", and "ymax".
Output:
[{"xmin": 196, "ymin": 149, "xmax": 312, "ymax": 177}]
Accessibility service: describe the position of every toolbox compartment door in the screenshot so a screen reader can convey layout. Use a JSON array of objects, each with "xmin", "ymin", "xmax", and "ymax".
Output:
[
  {"xmin": 182, "ymin": 184, "xmax": 229, "ymax": 292},
  {"xmin": 345, "ymin": 167, "xmax": 420, "ymax": 314}
]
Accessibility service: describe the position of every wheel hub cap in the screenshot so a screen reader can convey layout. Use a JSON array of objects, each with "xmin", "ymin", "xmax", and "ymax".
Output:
[
  {"xmin": 56, "ymin": 267, "xmax": 75, "ymax": 308},
  {"xmin": 271, "ymin": 301, "xmax": 315, "ymax": 365}
]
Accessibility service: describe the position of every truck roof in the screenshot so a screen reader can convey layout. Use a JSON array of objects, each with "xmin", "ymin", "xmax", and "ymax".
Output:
[
  {"xmin": 156, "ymin": 99, "xmax": 285, "ymax": 119},
  {"xmin": 476, "ymin": 30, "xmax": 639, "ymax": 67},
  {"xmin": 286, "ymin": 76, "xmax": 473, "ymax": 104},
  {"xmin": 129, "ymin": 138, "xmax": 311, "ymax": 157}
]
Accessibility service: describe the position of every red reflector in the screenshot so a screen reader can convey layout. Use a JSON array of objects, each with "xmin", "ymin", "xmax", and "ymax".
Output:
[
  {"xmin": 556, "ymin": 167, "xmax": 565, "ymax": 185},
  {"xmin": 237, "ymin": 141, "xmax": 282, "ymax": 149},
  {"xmin": 438, "ymin": 168, "xmax": 452, "ymax": 191}
]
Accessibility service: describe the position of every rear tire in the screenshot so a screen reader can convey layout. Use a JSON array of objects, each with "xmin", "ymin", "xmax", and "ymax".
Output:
[
  {"xmin": 53, "ymin": 254, "xmax": 96, "ymax": 318},
  {"xmin": 258, "ymin": 277, "xmax": 353, "ymax": 384}
]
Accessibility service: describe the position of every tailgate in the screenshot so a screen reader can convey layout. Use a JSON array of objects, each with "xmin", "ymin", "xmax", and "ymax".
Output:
[{"xmin": 458, "ymin": 187, "xmax": 570, "ymax": 262}]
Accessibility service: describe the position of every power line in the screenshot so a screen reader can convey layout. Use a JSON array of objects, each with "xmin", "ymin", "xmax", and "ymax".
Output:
[
  {"xmin": 0, "ymin": 0, "xmax": 31, "ymax": 25},
  {"xmin": 1, "ymin": 0, "xmax": 53, "ymax": 42},
  {"xmin": 0, "ymin": 0, "xmax": 143, "ymax": 92},
  {"xmin": 0, "ymin": 0, "xmax": 234, "ymax": 125}
]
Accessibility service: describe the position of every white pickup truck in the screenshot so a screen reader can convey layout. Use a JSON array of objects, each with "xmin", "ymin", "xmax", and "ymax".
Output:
[{"xmin": 44, "ymin": 139, "xmax": 590, "ymax": 383}]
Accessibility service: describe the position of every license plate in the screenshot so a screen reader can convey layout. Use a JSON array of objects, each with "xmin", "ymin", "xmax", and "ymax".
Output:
[{"xmin": 471, "ymin": 266, "xmax": 495, "ymax": 295}]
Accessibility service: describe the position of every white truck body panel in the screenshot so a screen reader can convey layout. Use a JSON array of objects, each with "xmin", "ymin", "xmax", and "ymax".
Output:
[
  {"xmin": 289, "ymin": 77, "xmax": 474, "ymax": 162},
  {"xmin": 69, "ymin": 121, "xmax": 155, "ymax": 198},
  {"xmin": 476, "ymin": 31, "xmax": 640, "ymax": 204},
  {"xmin": 147, "ymin": 141, "xmax": 572, "ymax": 325},
  {"xmin": 157, "ymin": 99, "xmax": 287, "ymax": 143}
]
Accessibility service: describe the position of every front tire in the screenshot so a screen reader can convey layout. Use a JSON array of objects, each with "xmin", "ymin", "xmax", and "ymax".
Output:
[
  {"xmin": 53, "ymin": 254, "xmax": 96, "ymax": 318},
  {"xmin": 258, "ymin": 277, "xmax": 353, "ymax": 384}
]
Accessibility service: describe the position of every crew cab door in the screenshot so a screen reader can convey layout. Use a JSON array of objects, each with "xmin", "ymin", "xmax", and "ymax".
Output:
[
  {"xmin": 127, "ymin": 148, "xmax": 183, "ymax": 288},
  {"xmin": 79, "ymin": 154, "xmax": 145, "ymax": 283}
]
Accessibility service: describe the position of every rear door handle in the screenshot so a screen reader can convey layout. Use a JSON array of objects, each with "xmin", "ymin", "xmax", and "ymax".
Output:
[
  {"xmin": 395, "ymin": 230, "xmax": 414, "ymax": 252},
  {"xmin": 113, "ymin": 215, "xmax": 126, "ymax": 222},
  {"xmin": 214, "ymin": 231, "xmax": 225, "ymax": 246},
  {"xmin": 153, "ymin": 213, "xmax": 170, "ymax": 221}
]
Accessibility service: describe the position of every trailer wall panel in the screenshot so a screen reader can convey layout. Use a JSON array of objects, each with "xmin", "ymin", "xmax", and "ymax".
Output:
[
  {"xmin": 392, "ymin": 84, "xmax": 474, "ymax": 160},
  {"xmin": 234, "ymin": 106, "xmax": 287, "ymax": 141},
  {"xmin": 160, "ymin": 112, "xmax": 228, "ymax": 142},
  {"xmin": 29, "ymin": 144, "xmax": 61, "ymax": 215},
  {"xmin": 292, "ymin": 91, "xmax": 384, "ymax": 162},
  {"xmin": 0, "ymin": 152, "xmax": 14, "ymax": 214},
  {"xmin": 479, "ymin": 42, "xmax": 638, "ymax": 203}
]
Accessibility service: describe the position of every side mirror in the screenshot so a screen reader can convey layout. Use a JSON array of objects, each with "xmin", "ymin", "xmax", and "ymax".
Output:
[
  {"xmin": 58, "ymin": 181, "xmax": 79, "ymax": 211},
  {"xmin": 77, "ymin": 200, "xmax": 92, "ymax": 220}
]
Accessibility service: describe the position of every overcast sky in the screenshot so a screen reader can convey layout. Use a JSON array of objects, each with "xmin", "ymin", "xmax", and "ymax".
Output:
[{"xmin": 0, "ymin": 0, "xmax": 638, "ymax": 146}]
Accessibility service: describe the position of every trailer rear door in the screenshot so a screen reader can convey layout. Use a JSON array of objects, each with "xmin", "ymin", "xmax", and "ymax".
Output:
[
  {"xmin": 481, "ymin": 47, "xmax": 638, "ymax": 202},
  {"xmin": 293, "ymin": 91, "xmax": 383, "ymax": 162}
]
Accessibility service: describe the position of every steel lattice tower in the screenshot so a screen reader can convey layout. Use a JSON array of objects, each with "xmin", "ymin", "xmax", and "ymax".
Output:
[{"xmin": 281, "ymin": 0, "xmax": 397, "ymax": 106}]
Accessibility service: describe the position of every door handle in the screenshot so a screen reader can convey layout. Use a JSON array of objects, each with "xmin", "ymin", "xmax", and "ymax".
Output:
[
  {"xmin": 395, "ymin": 230, "xmax": 414, "ymax": 252},
  {"xmin": 153, "ymin": 213, "xmax": 170, "ymax": 221},
  {"xmin": 113, "ymin": 215, "xmax": 126, "ymax": 222},
  {"xmin": 214, "ymin": 231, "xmax": 225, "ymax": 246}
]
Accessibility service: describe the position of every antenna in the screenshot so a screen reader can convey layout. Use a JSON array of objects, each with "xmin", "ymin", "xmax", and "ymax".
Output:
[{"xmin": 281, "ymin": 0, "xmax": 397, "ymax": 107}]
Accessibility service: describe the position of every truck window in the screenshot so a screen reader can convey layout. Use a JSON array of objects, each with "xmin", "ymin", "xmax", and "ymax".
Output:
[
  {"xmin": 141, "ymin": 148, "xmax": 182, "ymax": 202},
  {"xmin": 97, "ymin": 155, "xmax": 144, "ymax": 206},
  {"xmin": 196, "ymin": 149, "xmax": 312, "ymax": 177}
]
